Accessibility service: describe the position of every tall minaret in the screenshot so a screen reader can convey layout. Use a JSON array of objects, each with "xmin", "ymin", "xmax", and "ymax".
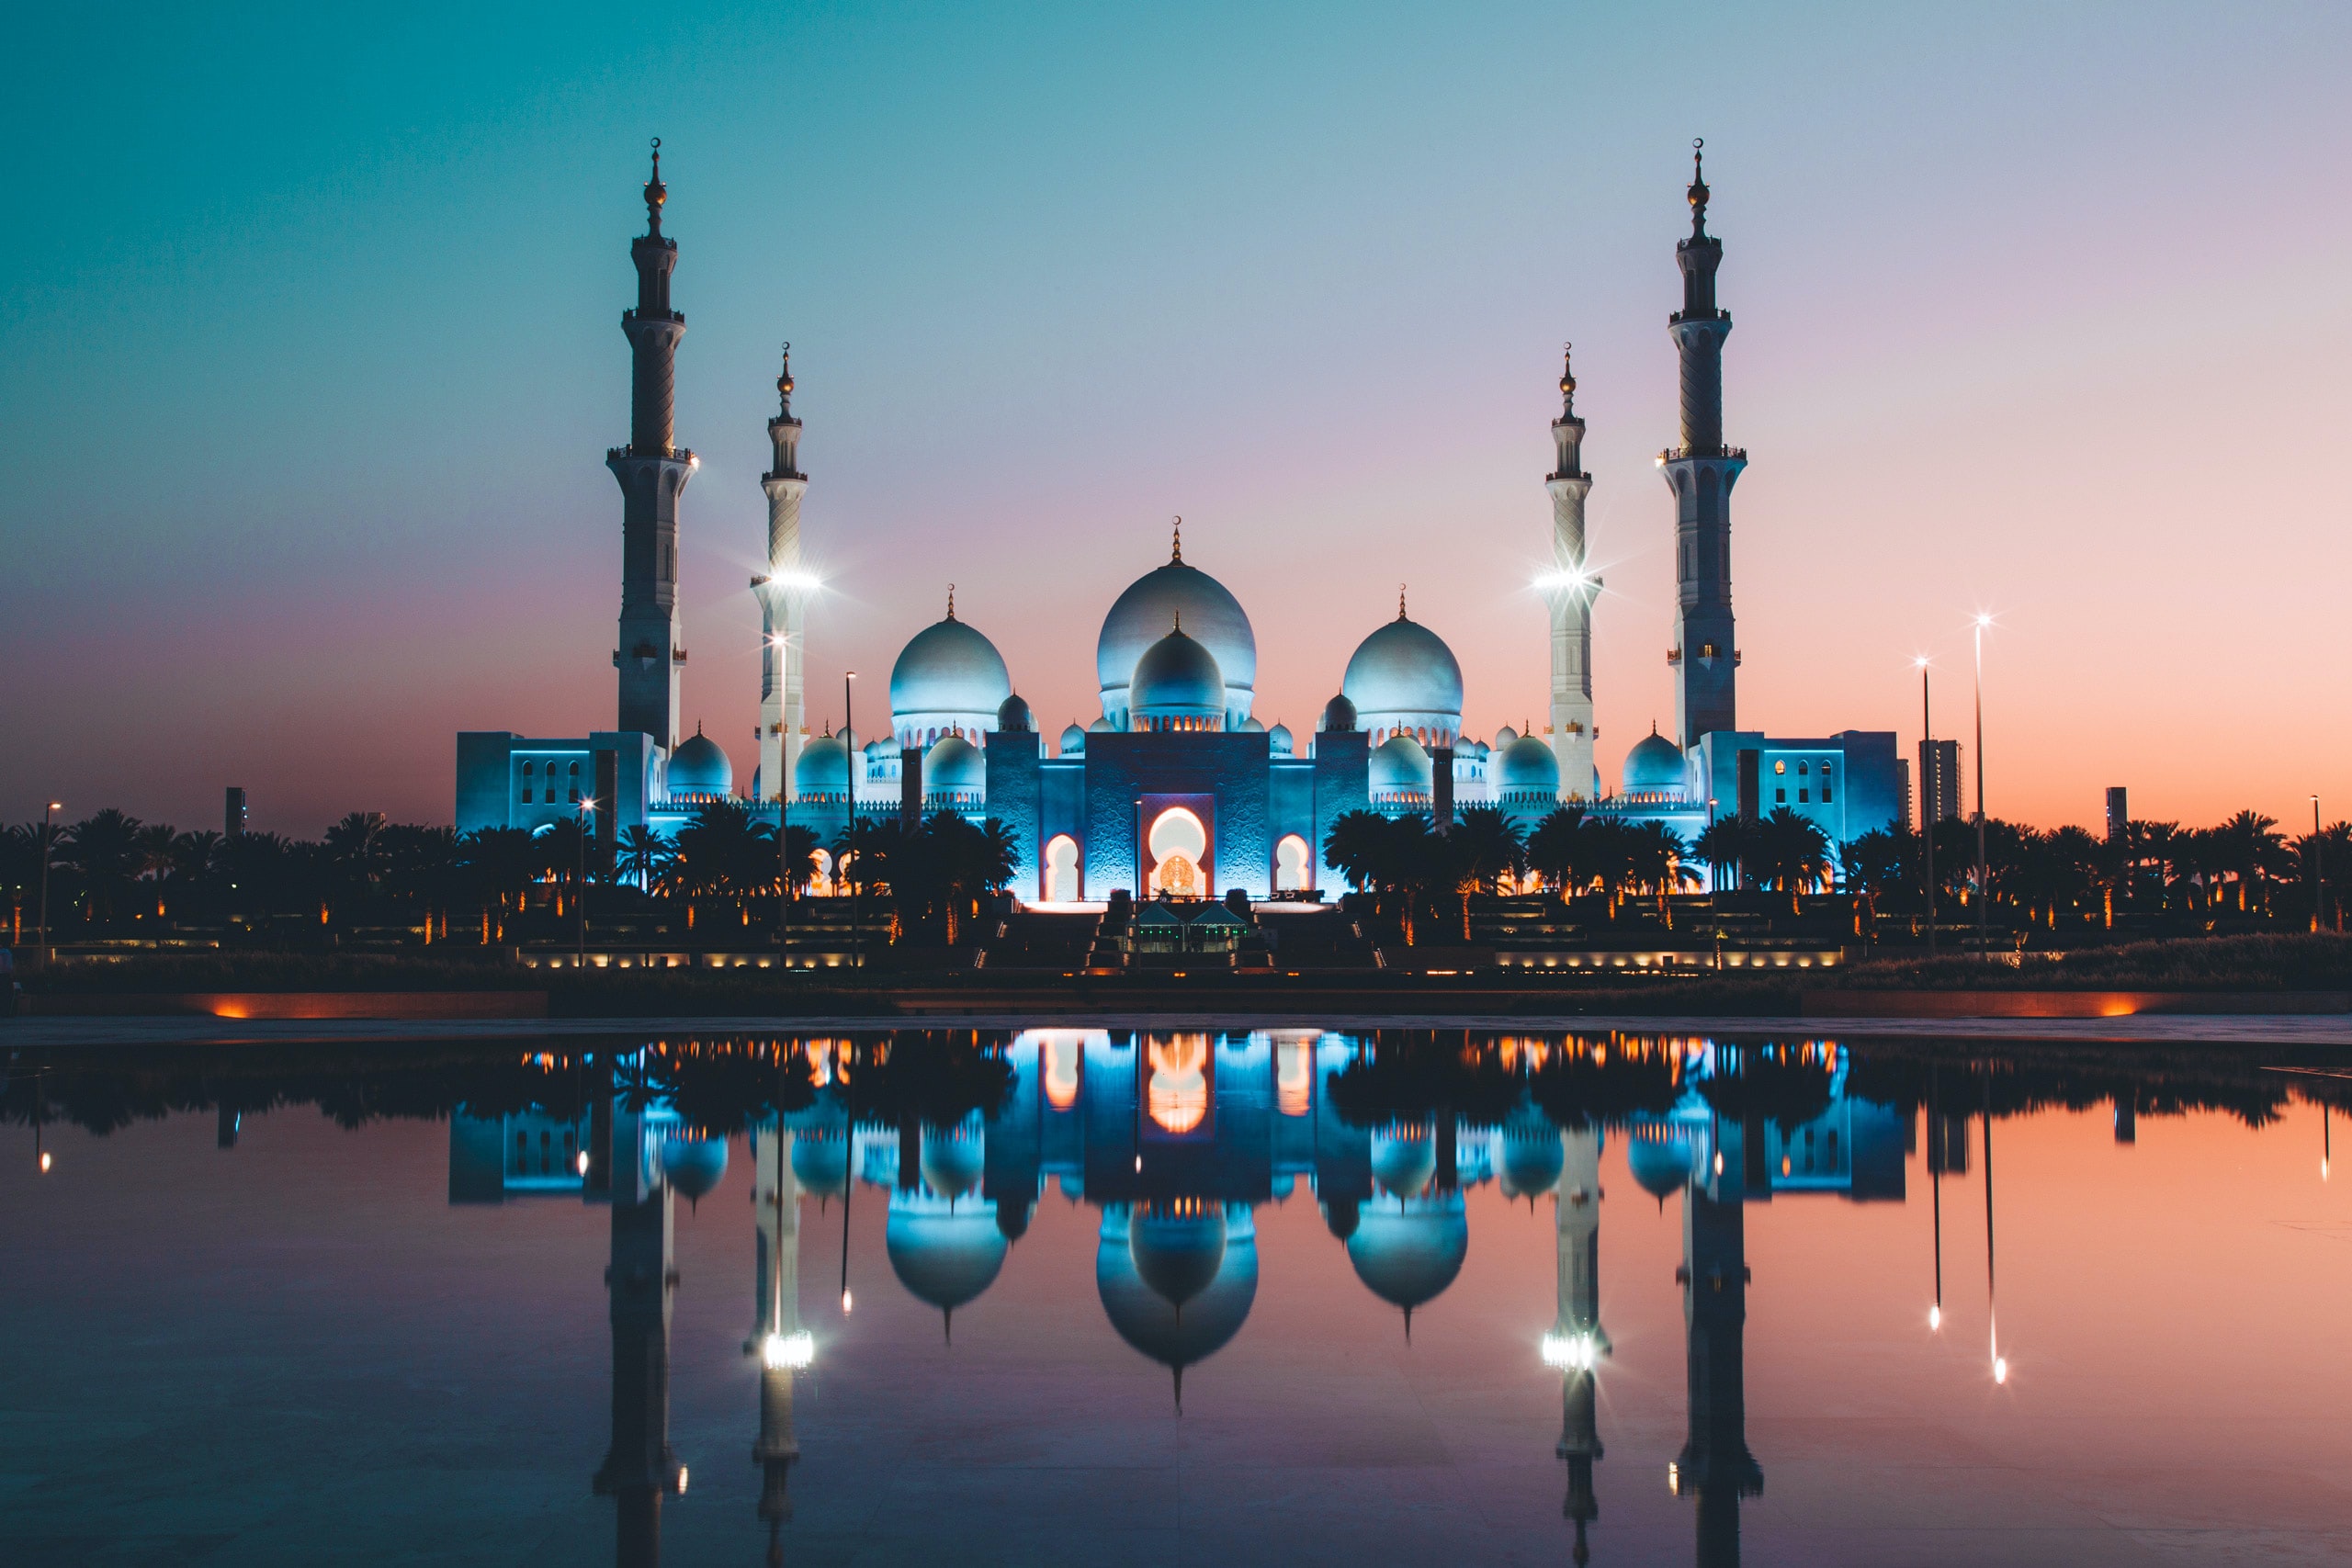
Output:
[
  {"xmin": 1661, "ymin": 141, "xmax": 1745, "ymax": 750},
  {"xmin": 754, "ymin": 346, "xmax": 808, "ymax": 803},
  {"xmin": 1555, "ymin": 1126, "xmax": 1609, "ymax": 1564},
  {"xmin": 609, "ymin": 141, "xmax": 695, "ymax": 750},
  {"xmin": 1674, "ymin": 1116, "xmax": 1763, "ymax": 1567},
  {"xmin": 1546, "ymin": 345, "xmax": 1600, "ymax": 799},
  {"xmin": 594, "ymin": 1093, "xmax": 684, "ymax": 1563},
  {"xmin": 750, "ymin": 1118, "xmax": 805, "ymax": 1564}
]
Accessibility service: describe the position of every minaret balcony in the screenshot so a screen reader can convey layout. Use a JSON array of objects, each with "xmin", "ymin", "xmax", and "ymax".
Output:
[{"xmin": 1658, "ymin": 445, "xmax": 1747, "ymax": 464}]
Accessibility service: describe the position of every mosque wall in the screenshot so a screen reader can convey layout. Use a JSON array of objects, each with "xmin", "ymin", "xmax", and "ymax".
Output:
[
  {"xmin": 1311, "ymin": 733, "xmax": 1372, "ymax": 883},
  {"xmin": 1082, "ymin": 734, "xmax": 1274, "ymax": 898},
  {"xmin": 982, "ymin": 733, "xmax": 1044, "ymax": 901}
]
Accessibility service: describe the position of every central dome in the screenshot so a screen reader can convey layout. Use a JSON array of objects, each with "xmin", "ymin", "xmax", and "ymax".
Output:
[
  {"xmin": 1098, "ymin": 556, "xmax": 1255, "ymax": 725},
  {"xmin": 891, "ymin": 613, "xmax": 1012, "ymax": 732},
  {"xmin": 1129, "ymin": 625, "xmax": 1225, "ymax": 729},
  {"xmin": 1623, "ymin": 727, "xmax": 1688, "ymax": 794}
]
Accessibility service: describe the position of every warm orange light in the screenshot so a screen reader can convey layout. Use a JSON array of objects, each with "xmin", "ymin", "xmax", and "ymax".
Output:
[
  {"xmin": 1043, "ymin": 1036, "xmax": 1080, "ymax": 1110},
  {"xmin": 1275, "ymin": 1042, "xmax": 1312, "ymax": 1119},
  {"xmin": 1147, "ymin": 1035, "xmax": 1209, "ymax": 1134}
]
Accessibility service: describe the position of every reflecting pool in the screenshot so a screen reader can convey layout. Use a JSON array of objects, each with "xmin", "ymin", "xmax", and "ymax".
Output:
[{"xmin": 6, "ymin": 1029, "xmax": 2352, "ymax": 1564}]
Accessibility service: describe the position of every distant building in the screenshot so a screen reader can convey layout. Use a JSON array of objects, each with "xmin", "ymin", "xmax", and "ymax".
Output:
[
  {"xmin": 1895, "ymin": 759, "xmax": 1913, "ymax": 836},
  {"xmin": 456, "ymin": 144, "xmax": 1902, "ymax": 896},
  {"xmin": 2107, "ymin": 786, "xmax": 2129, "ymax": 840},
  {"xmin": 1918, "ymin": 739, "xmax": 1961, "ymax": 829},
  {"xmin": 224, "ymin": 787, "xmax": 245, "ymax": 838}
]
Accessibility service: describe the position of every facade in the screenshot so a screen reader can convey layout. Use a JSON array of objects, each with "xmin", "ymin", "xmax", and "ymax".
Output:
[{"xmin": 456, "ymin": 144, "xmax": 1902, "ymax": 895}]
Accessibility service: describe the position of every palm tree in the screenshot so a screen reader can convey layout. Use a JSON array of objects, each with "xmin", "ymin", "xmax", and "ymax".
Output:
[
  {"xmin": 1443, "ymin": 807, "xmax": 1524, "ymax": 940},
  {"xmin": 1524, "ymin": 804, "xmax": 1589, "ymax": 902},
  {"xmin": 2298, "ymin": 820, "xmax": 2352, "ymax": 931},
  {"xmin": 168, "ymin": 829, "xmax": 223, "ymax": 923},
  {"xmin": 1690, "ymin": 815, "xmax": 1753, "ymax": 893},
  {"xmin": 1577, "ymin": 818, "xmax": 1640, "ymax": 920},
  {"xmin": 1752, "ymin": 808, "xmax": 1831, "ymax": 913},
  {"xmin": 1625, "ymin": 820, "xmax": 1692, "ymax": 919},
  {"xmin": 1, "ymin": 823, "xmax": 43, "ymax": 943},
  {"xmin": 2213, "ymin": 809, "xmax": 2286, "ymax": 914},
  {"xmin": 62, "ymin": 808, "xmax": 143, "ymax": 927},
  {"xmin": 132, "ymin": 822, "xmax": 178, "ymax": 917},
  {"xmin": 460, "ymin": 827, "xmax": 541, "ymax": 939},
  {"xmin": 1322, "ymin": 810, "xmax": 1393, "ymax": 894},
  {"xmin": 1838, "ymin": 826, "xmax": 1909, "ymax": 937},
  {"xmin": 616, "ymin": 824, "xmax": 673, "ymax": 892}
]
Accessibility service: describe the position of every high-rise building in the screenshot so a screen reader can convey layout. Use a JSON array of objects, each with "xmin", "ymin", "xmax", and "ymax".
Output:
[
  {"xmin": 223, "ymin": 787, "xmax": 246, "ymax": 838},
  {"xmin": 1894, "ymin": 760, "xmax": 1912, "ymax": 838},
  {"xmin": 2107, "ymin": 787, "xmax": 2129, "ymax": 840},
  {"xmin": 1918, "ymin": 739, "xmax": 1960, "ymax": 829}
]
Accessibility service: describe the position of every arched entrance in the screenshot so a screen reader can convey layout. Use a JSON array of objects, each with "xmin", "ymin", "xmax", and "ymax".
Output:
[
  {"xmin": 1044, "ymin": 834, "xmax": 1080, "ymax": 903},
  {"xmin": 1147, "ymin": 807, "xmax": 1209, "ymax": 898},
  {"xmin": 1274, "ymin": 833, "xmax": 1310, "ymax": 892}
]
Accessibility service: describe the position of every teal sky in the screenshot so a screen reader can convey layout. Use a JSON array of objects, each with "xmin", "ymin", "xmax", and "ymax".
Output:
[{"xmin": 5, "ymin": 2, "xmax": 2347, "ymax": 833}]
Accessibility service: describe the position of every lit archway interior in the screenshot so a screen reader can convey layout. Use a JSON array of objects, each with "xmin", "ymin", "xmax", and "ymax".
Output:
[
  {"xmin": 1274, "ymin": 833, "xmax": 1310, "ymax": 892},
  {"xmin": 1044, "ymin": 834, "xmax": 1080, "ymax": 902},
  {"xmin": 1147, "ymin": 807, "xmax": 1208, "ymax": 898},
  {"xmin": 1147, "ymin": 1034, "xmax": 1210, "ymax": 1134}
]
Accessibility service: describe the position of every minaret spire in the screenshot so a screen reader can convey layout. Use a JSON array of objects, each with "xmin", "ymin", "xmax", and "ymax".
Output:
[
  {"xmin": 1546, "ymin": 342, "xmax": 1600, "ymax": 799},
  {"xmin": 754, "ymin": 340, "xmax": 808, "ymax": 807},
  {"xmin": 1662, "ymin": 138, "xmax": 1745, "ymax": 748},
  {"xmin": 610, "ymin": 139, "xmax": 694, "ymax": 750},
  {"xmin": 1170, "ymin": 514, "xmax": 1182, "ymax": 563},
  {"xmin": 1397, "ymin": 584, "xmax": 1408, "ymax": 621}
]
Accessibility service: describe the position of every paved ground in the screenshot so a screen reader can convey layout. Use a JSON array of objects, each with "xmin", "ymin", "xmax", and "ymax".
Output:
[{"xmin": 7, "ymin": 1010, "xmax": 2351, "ymax": 1049}]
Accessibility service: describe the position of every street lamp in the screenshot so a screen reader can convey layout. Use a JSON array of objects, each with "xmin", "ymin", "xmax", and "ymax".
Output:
[
  {"xmin": 1972, "ymin": 615, "xmax": 1995, "ymax": 961},
  {"xmin": 2314, "ymin": 794, "xmax": 2325, "ymax": 933},
  {"xmin": 775, "ymin": 634, "xmax": 793, "ymax": 960},
  {"xmin": 1915, "ymin": 660, "xmax": 1935, "ymax": 956},
  {"xmin": 36, "ymin": 800, "xmax": 61, "ymax": 961},
  {"xmin": 844, "ymin": 671, "xmax": 861, "ymax": 972},
  {"xmin": 576, "ymin": 796, "xmax": 595, "ymax": 962}
]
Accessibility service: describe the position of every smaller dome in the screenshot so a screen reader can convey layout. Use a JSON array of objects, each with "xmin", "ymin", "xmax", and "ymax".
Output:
[
  {"xmin": 887, "ymin": 1198, "xmax": 1008, "ymax": 1314},
  {"xmin": 658, "ymin": 1132, "xmax": 729, "ymax": 1201},
  {"xmin": 1627, "ymin": 1121, "xmax": 1694, "ymax": 1203},
  {"xmin": 788, "ymin": 1127, "xmax": 848, "ymax": 1197},
  {"xmin": 1369, "ymin": 735, "xmax": 1432, "ymax": 795},
  {"xmin": 794, "ymin": 733, "xmax": 850, "ymax": 797},
  {"xmin": 1370, "ymin": 1124, "xmax": 1436, "ymax": 1198},
  {"xmin": 1342, "ymin": 616, "xmax": 1464, "ymax": 723},
  {"xmin": 1495, "ymin": 725, "xmax": 1518, "ymax": 748},
  {"xmin": 1467, "ymin": 739, "xmax": 1489, "ymax": 761},
  {"xmin": 1498, "ymin": 735, "xmax": 1561, "ymax": 795},
  {"xmin": 920, "ymin": 1116, "xmax": 986, "ymax": 1199},
  {"xmin": 1089, "ymin": 716, "xmax": 1117, "ymax": 733},
  {"xmin": 1346, "ymin": 1195, "xmax": 1469, "ymax": 1313},
  {"xmin": 890, "ymin": 614, "xmax": 1012, "ymax": 721},
  {"xmin": 1498, "ymin": 1108, "xmax": 1566, "ymax": 1201},
  {"xmin": 1237, "ymin": 716, "xmax": 1264, "ymax": 733},
  {"xmin": 667, "ymin": 728, "xmax": 732, "ymax": 797},
  {"xmin": 1130, "ymin": 626, "xmax": 1225, "ymax": 722},
  {"xmin": 997, "ymin": 694, "xmax": 1033, "ymax": 732},
  {"xmin": 1320, "ymin": 694, "xmax": 1358, "ymax": 733},
  {"xmin": 1623, "ymin": 727, "xmax": 1688, "ymax": 794},
  {"xmin": 1059, "ymin": 722, "xmax": 1088, "ymax": 756},
  {"xmin": 1267, "ymin": 723, "xmax": 1294, "ymax": 756},
  {"xmin": 868, "ymin": 731, "xmax": 902, "ymax": 761},
  {"xmin": 924, "ymin": 734, "xmax": 985, "ymax": 795}
]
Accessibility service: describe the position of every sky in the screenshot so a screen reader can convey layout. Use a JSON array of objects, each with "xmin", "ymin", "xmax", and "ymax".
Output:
[{"xmin": 3, "ymin": 1, "xmax": 2347, "ymax": 838}]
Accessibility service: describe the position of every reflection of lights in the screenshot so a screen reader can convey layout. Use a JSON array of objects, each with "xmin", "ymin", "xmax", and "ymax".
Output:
[
  {"xmin": 1994, "ymin": 1358, "xmax": 2008, "ymax": 1384},
  {"xmin": 677, "ymin": 1466, "xmax": 689, "ymax": 1492},
  {"xmin": 841, "ymin": 1290, "xmax": 854, "ymax": 1314},
  {"xmin": 1928, "ymin": 1304, "xmax": 1941, "ymax": 1331},
  {"xmin": 761, "ymin": 1330, "xmax": 815, "ymax": 1370},
  {"xmin": 1667, "ymin": 1461, "xmax": 1681, "ymax": 1495},
  {"xmin": 1146, "ymin": 1036, "xmax": 1209, "ymax": 1134},
  {"xmin": 1532, "ymin": 568, "xmax": 1598, "ymax": 595},
  {"xmin": 1713, "ymin": 1151, "xmax": 1724, "ymax": 1175},
  {"xmin": 1042, "ymin": 1035, "xmax": 1080, "ymax": 1111},
  {"xmin": 39, "ymin": 1152, "xmax": 53, "ymax": 1174},
  {"xmin": 575, "ymin": 1150, "xmax": 591, "ymax": 1176},
  {"xmin": 1275, "ymin": 1042, "xmax": 1312, "ymax": 1119},
  {"xmin": 1541, "ymin": 1331, "xmax": 1600, "ymax": 1371}
]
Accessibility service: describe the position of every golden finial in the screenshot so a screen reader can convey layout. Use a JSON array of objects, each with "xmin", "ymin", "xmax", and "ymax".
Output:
[
  {"xmin": 1559, "ymin": 341, "xmax": 1576, "ymax": 404},
  {"xmin": 1170, "ymin": 515, "xmax": 1182, "ymax": 563},
  {"xmin": 777, "ymin": 342, "xmax": 794, "ymax": 411},
  {"xmin": 1397, "ymin": 584, "xmax": 1408, "ymax": 621},
  {"xmin": 1687, "ymin": 137, "xmax": 1710, "ymax": 235},
  {"xmin": 644, "ymin": 138, "xmax": 667, "ymax": 233},
  {"xmin": 945, "ymin": 583, "xmax": 956, "ymax": 621}
]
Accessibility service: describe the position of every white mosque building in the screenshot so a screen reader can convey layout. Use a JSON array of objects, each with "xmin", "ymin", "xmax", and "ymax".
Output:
[{"xmin": 456, "ymin": 143, "xmax": 1900, "ymax": 900}]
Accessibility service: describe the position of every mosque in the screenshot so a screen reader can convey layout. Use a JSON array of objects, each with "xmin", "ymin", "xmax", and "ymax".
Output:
[{"xmin": 455, "ymin": 143, "xmax": 1902, "ymax": 896}]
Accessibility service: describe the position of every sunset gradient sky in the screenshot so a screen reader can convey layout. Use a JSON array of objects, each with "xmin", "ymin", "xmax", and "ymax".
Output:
[{"xmin": 4, "ymin": 2, "xmax": 2346, "ymax": 836}]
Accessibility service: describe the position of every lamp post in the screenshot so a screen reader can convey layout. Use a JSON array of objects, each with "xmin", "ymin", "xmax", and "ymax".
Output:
[
  {"xmin": 1972, "ymin": 615, "xmax": 1993, "ymax": 961},
  {"xmin": 845, "ymin": 672, "xmax": 861, "ymax": 972},
  {"xmin": 1915, "ymin": 660, "xmax": 1935, "ymax": 955},
  {"xmin": 36, "ymin": 800, "xmax": 60, "ymax": 962},
  {"xmin": 2314, "ymin": 795, "xmax": 2325, "ymax": 933},
  {"xmin": 776, "ymin": 635, "xmax": 793, "ymax": 959},
  {"xmin": 576, "ymin": 796, "xmax": 594, "ymax": 963}
]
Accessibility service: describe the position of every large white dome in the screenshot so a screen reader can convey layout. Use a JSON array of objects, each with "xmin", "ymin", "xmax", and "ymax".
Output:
[
  {"xmin": 1342, "ymin": 613, "xmax": 1463, "ymax": 740},
  {"xmin": 891, "ymin": 612, "xmax": 1011, "ymax": 737},
  {"xmin": 1098, "ymin": 555, "xmax": 1256, "ymax": 724}
]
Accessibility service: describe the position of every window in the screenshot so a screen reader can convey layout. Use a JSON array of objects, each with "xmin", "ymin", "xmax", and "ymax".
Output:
[
  {"xmin": 569, "ymin": 761, "xmax": 581, "ymax": 777},
  {"xmin": 1797, "ymin": 761, "xmax": 1809, "ymax": 775},
  {"xmin": 1775, "ymin": 787, "xmax": 1787, "ymax": 804},
  {"xmin": 569, "ymin": 787, "xmax": 581, "ymax": 803},
  {"xmin": 1774, "ymin": 760, "xmax": 1786, "ymax": 775},
  {"xmin": 1799, "ymin": 788, "xmax": 1810, "ymax": 803},
  {"xmin": 1822, "ymin": 784, "xmax": 1834, "ymax": 803},
  {"xmin": 522, "ymin": 761, "xmax": 535, "ymax": 776}
]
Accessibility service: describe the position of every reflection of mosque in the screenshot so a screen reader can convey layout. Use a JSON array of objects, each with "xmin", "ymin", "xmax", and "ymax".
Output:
[{"xmin": 440, "ymin": 1035, "xmax": 1905, "ymax": 1564}]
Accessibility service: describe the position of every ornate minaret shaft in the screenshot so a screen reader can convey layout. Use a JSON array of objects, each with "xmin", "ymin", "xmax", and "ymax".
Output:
[
  {"xmin": 1546, "ymin": 346, "xmax": 1600, "ymax": 799},
  {"xmin": 1662, "ymin": 141, "xmax": 1745, "ymax": 750},
  {"xmin": 609, "ymin": 141, "xmax": 695, "ymax": 750},
  {"xmin": 1555, "ymin": 1126, "xmax": 1609, "ymax": 1563},
  {"xmin": 754, "ymin": 347, "xmax": 808, "ymax": 803}
]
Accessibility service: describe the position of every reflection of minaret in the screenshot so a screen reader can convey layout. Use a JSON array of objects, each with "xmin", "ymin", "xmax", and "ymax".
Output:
[
  {"xmin": 1673, "ymin": 1118, "xmax": 1761, "ymax": 1567},
  {"xmin": 1546, "ymin": 345, "xmax": 1600, "ymax": 798},
  {"xmin": 750, "ymin": 1117, "xmax": 808, "ymax": 1564},
  {"xmin": 1554, "ymin": 1127, "xmax": 1608, "ymax": 1564},
  {"xmin": 594, "ymin": 1094, "xmax": 684, "ymax": 1567},
  {"xmin": 1662, "ymin": 141, "xmax": 1745, "ymax": 749},
  {"xmin": 753, "ymin": 346, "xmax": 808, "ymax": 803}
]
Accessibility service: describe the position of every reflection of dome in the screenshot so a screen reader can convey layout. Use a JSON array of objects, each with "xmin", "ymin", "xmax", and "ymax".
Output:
[
  {"xmin": 996, "ymin": 1200, "xmax": 1032, "ymax": 1240},
  {"xmin": 1343, "ymin": 615, "xmax": 1464, "ymax": 732},
  {"xmin": 795, "ymin": 733, "xmax": 850, "ymax": 799},
  {"xmin": 1368, "ymin": 735, "xmax": 1433, "ymax": 797},
  {"xmin": 1498, "ymin": 735, "xmax": 1561, "ymax": 796},
  {"xmin": 1627, "ymin": 1120, "xmax": 1694, "ymax": 1204},
  {"xmin": 1059, "ymin": 722, "xmax": 1087, "ymax": 757},
  {"xmin": 666, "ymin": 728, "xmax": 732, "ymax": 798},
  {"xmin": 1130, "ymin": 626, "xmax": 1225, "ymax": 728},
  {"xmin": 1130, "ymin": 1204, "xmax": 1227, "ymax": 1310},
  {"xmin": 1320, "ymin": 694, "xmax": 1358, "ymax": 733},
  {"xmin": 1098, "ymin": 559, "xmax": 1256, "ymax": 718},
  {"xmin": 1321, "ymin": 1196, "xmax": 1362, "ymax": 1240},
  {"xmin": 922, "ymin": 735, "xmax": 985, "ymax": 797},
  {"xmin": 887, "ymin": 1193, "xmax": 1008, "ymax": 1321},
  {"xmin": 658, "ymin": 1131, "xmax": 730, "ymax": 1202},
  {"xmin": 890, "ymin": 615, "xmax": 1012, "ymax": 722},
  {"xmin": 1498, "ymin": 1106, "xmax": 1566, "ymax": 1200},
  {"xmin": 1267, "ymin": 722, "xmax": 1294, "ymax": 756},
  {"xmin": 1370, "ymin": 1122, "xmax": 1436, "ymax": 1197},
  {"xmin": 1346, "ymin": 1194, "xmax": 1468, "ymax": 1318},
  {"xmin": 1623, "ymin": 728, "xmax": 1688, "ymax": 794},
  {"xmin": 788, "ymin": 1126, "xmax": 848, "ymax": 1196},
  {"xmin": 1096, "ymin": 1206, "xmax": 1259, "ymax": 1396},
  {"xmin": 919, "ymin": 1115, "xmax": 986, "ymax": 1199}
]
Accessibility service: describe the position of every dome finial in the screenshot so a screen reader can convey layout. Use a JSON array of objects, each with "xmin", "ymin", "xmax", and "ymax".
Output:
[
  {"xmin": 1170, "ymin": 514, "xmax": 1182, "ymax": 562},
  {"xmin": 1687, "ymin": 137, "xmax": 1710, "ymax": 238},
  {"xmin": 1559, "ymin": 342, "xmax": 1576, "ymax": 414},
  {"xmin": 945, "ymin": 583, "xmax": 956, "ymax": 621},
  {"xmin": 644, "ymin": 138, "xmax": 667, "ymax": 235},
  {"xmin": 1172, "ymin": 608, "xmax": 1182, "ymax": 634},
  {"xmin": 1397, "ymin": 584, "xmax": 1408, "ymax": 622},
  {"xmin": 776, "ymin": 342, "xmax": 794, "ymax": 415}
]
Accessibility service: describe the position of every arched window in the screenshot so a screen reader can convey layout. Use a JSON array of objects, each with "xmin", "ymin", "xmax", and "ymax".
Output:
[
  {"xmin": 1044, "ymin": 835, "xmax": 1080, "ymax": 902},
  {"xmin": 521, "ymin": 761, "xmax": 535, "ymax": 776},
  {"xmin": 1275, "ymin": 834, "xmax": 1310, "ymax": 892},
  {"xmin": 569, "ymin": 761, "xmax": 581, "ymax": 776}
]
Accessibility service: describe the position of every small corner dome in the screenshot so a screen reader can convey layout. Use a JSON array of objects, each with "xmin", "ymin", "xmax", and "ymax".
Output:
[
  {"xmin": 657, "ymin": 1132, "xmax": 729, "ymax": 1201},
  {"xmin": 794, "ymin": 733, "xmax": 850, "ymax": 795},
  {"xmin": 1495, "ymin": 725, "xmax": 1519, "ymax": 748},
  {"xmin": 1623, "ymin": 728, "xmax": 1688, "ymax": 794},
  {"xmin": 1498, "ymin": 735, "xmax": 1561, "ymax": 794},
  {"xmin": 890, "ymin": 615, "xmax": 1012, "ymax": 720},
  {"xmin": 1088, "ymin": 716, "xmax": 1117, "ymax": 733},
  {"xmin": 1320, "ymin": 694, "xmax": 1358, "ymax": 733},
  {"xmin": 885, "ymin": 1201, "xmax": 1008, "ymax": 1312},
  {"xmin": 923, "ymin": 734, "xmax": 985, "ymax": 792},
  {"xmin": 1342, "ymin": 616, "xmax": 1464, "ymax": 721},
  {"xmin": 997, "ymin": 694, "xmax": 1033, "ymax": 733},
  {"xmin": 1345, "ymin": 1197, "xmax": 1469, "ymax": 1311},
  {"xmin": 1467, "ymin": 739, "xmax": 1489, "ymax": 761},
  {"xmin": 1129, "ymin": 626, "xmax": 1225, "ymax": 716},
  {"xmin": 869, "ymin": 731, "xmax": 902, "ymax": 761},
  {"xmin": 1627, "ymin": 1121, "xmax": 1694, "ymax": 1202},
  {"xmin": 1059, "ymin": 722, "xmax": 1088, "ymax": 755},
  {"xmin": 667, "ymin": 728, "xmax": 733, "ymax": 796},
  {"xmin": 1237, "ymin": 716, "xmax": 1264, "ymax": 734},
  {"xmin": 1369, "ymin": 735, "xmax": 1433, "ymax": 794},
  {"xmin": 1267, "ymin": 722, "xmax": 1295, "ymax": 756}
]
